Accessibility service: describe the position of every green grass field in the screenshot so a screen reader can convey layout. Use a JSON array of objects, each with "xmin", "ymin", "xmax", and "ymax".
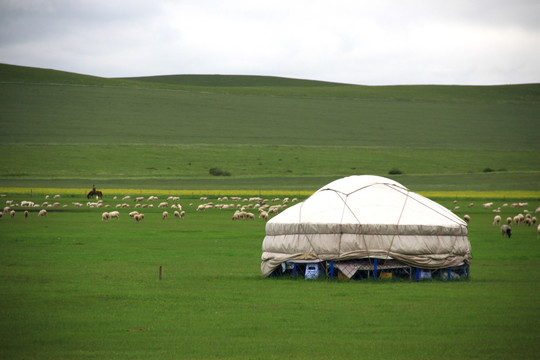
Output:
[
  {"xmin": 0, "ymin": 64, "xmax": 539, "ymax": 359},
  {"xmin": 0, "ymin": 192, "xmax": 539, "ymax": 359}
]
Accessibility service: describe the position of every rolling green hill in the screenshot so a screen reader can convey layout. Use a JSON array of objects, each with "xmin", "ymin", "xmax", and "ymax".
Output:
[{"xmin": 0, "ymin": 63, "xmax": 539, "ymax": 191}]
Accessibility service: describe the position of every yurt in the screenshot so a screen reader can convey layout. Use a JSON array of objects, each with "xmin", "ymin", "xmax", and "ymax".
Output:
[{"xmin": 261, "ymin": 175, "xmax": 471, "ymax": 280}]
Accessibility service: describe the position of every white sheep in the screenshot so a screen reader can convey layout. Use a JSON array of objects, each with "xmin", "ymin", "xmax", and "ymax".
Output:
[
  {"xmin": 500, "ymin": 225, "xmax": 512, "ymax": 238},
  {"xmin": 135, "ymin": 196, "xmax": 144, "ymax": 202},
  {"xmin": 38, "ymin": 209, "xmax": 47, "ymax": 217},
  {"xmin": 129, "ymin": 211, "xmax": 139, "ymax": 218},
  {"xmin": 109, "ymin": 211, "xmax": 120, "ymax": 220},
  {"xmin": 24, "ymin": 210, "xmax": 29, "ymax": 218},
  {"xmin": 158, "ymin": 202, "xmax": 168, "ymax": 208},
  {"xmin": 101, "ymin": 212, "xmax": 110, "ymax": 222},
  {"xmin": 10, "ymin": 210, "xmax": 15, "ymax": 218},
  {"xmin": 506, "ymin": 217, "xmax": 512, "ymax": 225},
  {"xmin": 162, "ymin": 211, "xmax": 168, "ymax": 220},
  {"xmin": 537, "ymin": 224, "xmax": 540, "ymax": 239},
  {"xmin": 173, "ymin": 210, "xmax": 180, "ymax": 218},
  {"xmin": 134, "ymin": 213, "xmax": 145, "ymax": 222},
  {"xmin": 122, "ymin": 195, "xmax": 131, "ymax": 200},
  {"xmin": 492, "ymin": 215, "xmax": 501, "ymax": 226},
  {"xmin": 463, "ymin": 214, "xmax": 470, "ymax": 223}
]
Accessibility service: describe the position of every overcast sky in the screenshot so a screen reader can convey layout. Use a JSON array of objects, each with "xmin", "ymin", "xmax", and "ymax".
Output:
[{"xmin": 1, "ymin": 0, "xmax": 539, "ymax": 85}]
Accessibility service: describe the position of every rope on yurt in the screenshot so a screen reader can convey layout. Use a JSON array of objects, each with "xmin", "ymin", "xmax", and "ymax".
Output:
[
  {"xmin": 381, "ymin": 185, "xmax": 410, "ymax": 270},
  {"xmin": 336, "ymin": 188, "xmax": 371, "ymax": 275},
  {"xmin": 297, "ymin": 194, "xmax": 322, "ymax": 270},
  {"xmin": 389, "ymin": 183, "xmax": 469, "ymax": 272}
]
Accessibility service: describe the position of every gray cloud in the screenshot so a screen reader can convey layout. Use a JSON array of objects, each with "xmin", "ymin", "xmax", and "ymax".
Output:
[{"xmin": 1, "ymin": 0, "xmax": 539, "ymax": 85}]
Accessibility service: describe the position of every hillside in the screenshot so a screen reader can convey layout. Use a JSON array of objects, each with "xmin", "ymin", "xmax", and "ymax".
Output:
[{"xmin": 0, "ymin": 63, "xmax": 539, "ymax": 191}]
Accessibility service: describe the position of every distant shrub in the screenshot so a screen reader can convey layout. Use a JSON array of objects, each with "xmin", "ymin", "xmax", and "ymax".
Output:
[
  {"xmin": 209, "ymin": 167, "xmax": 231, "ymax": 176},
  {"xmin": 483, "ymin": 167, "xmax": 495, "ymax": 173},
  {"xmin": 388, "ymin": 168, "xmax": 402, "ymax": 175}
]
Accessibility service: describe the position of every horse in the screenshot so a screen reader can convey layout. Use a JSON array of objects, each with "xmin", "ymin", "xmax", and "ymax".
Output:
[{"xmin": 87, "ymin": 190, "xmax": 103, "ymax": 199}]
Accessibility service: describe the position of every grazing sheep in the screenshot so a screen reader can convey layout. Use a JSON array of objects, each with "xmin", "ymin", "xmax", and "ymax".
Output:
[
  {"xmin": 537, "ymin": 224, "xmax": 540, "ymax": 239},
  {"xmin": 24, "ymin": 210, "xmax": 29, "ymax": 218},
  {"xmin": 492, "ymin": 215, "xmax": 501, "ymax": 226},
  {"xmin": 453, "ymin": 206, "xmax": 460, "ymax": 212},
  {"xmin": 135, "ymin": 196, "xmax": 144, "ymax": 202},
  {"xmin": 122, "ymin": 195, "xmax": 131, "ymax": 200},
  {"xmin": 53, "ymin": 194, "xmax": 61, "ymax": 199},
  {"xmin": 500, "ymin": 225, "xmax": 512, "ymax": 238},
  {"xmin": 162, "ymin": 211, "xmax": 168, "ymax": 220},
  {"xmin": 109, "ymin": 211, "xmax": 120, "ymax": 220},
  {"xmin": 0, "ymin": 212, "xmax": 3, "ymax": 218},
  {"xmin": 101, "ymin": 212, "xmax": 110, "ymax": 222},
  {"xmin": 463, "ymin": 214, "xmax": 470, "ymax": 223},
  {"xmin": 173, "ymin": 210, "xmax": 180, "ymax": 218},
  {"xmin": 134, "ymin": 213, "xmax": 145, "ymax": 222},
  {"xmin": 483, "ymin": 202, "xmax": 493, "ymax": 208},
  {"xmin": 506, "ymin": 217, "xmax": 512, "ymax": 225},
  {"xmin": 129, "ymin": 211, "xmax": 139, "ymax": 218},
  {"xmin": 158, "ymin": 202, "xmax": 168, "ymax": 208},
  {"xmin": 10, "ymin": 210, "xmax": 15, "ymax": 218},
  {"xmin": 513, "ymin": 215, "xmax": 522, "ymax": 226},
  {"xmin": 38, "ymin": 209, "xmax": 47, "ymax": 217},
  {"xmin": 259, "ymin": 210, "xmax": 269, "ymax": 221},
  {"xmin": 532, "ymin": 217, "xmax": 537, "ymax": 225},
  {"xmin": 468, "ymin": 202, "xmax": 474, "ymax": 208}
]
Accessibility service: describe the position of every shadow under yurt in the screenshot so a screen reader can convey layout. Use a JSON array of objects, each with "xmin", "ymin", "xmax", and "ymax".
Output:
[{"xmin": 261, "ymin": 175, "xmax": 471, "ymax": 281}]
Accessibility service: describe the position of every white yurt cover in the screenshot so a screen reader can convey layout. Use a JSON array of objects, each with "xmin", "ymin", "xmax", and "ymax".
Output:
[{"xmin": 261, "ymin": 175, "xmax": 471, "ymax": 277}]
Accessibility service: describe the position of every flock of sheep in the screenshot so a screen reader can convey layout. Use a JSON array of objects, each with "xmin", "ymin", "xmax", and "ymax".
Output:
[
  {"xmin": 2, "ymin": 193, "xmax": 540, "ymax": 239},
  {"xmin": 455, "ymin": 200, "xmax": 540, "ymax": 239},
  {"xmin": 0, "ymin": 193, "xmax": 295, "ymax": 224}
]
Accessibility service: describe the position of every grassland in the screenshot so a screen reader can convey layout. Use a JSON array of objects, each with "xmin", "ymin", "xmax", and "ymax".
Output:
[
  {"xmin": 1, "ymin": 63, "xmax": 539, "ymax": 192},
  {"xmin": 0, "ymin": 63, "xmax": 539, "ymax": 359},
  {"xmin": 0, "ymin": 192, "xmax": 539, "ymax": 359}
]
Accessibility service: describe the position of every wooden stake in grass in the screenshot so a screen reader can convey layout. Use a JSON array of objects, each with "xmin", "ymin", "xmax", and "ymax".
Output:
[{"xmin": 159, "ymin": 266, "xmax": 162, "ymax": 280}]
